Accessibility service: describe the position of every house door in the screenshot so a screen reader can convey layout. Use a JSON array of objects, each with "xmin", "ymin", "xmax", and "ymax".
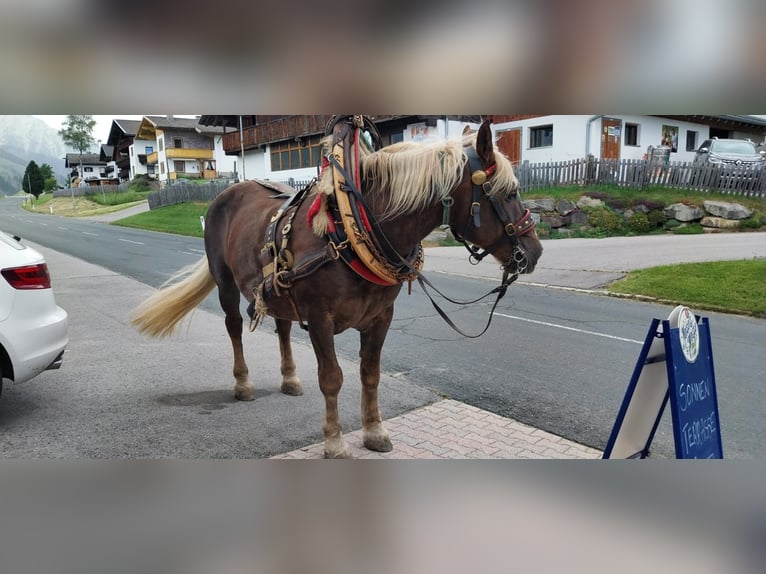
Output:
[
  {"xmin": 496, "ymin": 128, "xmax": 521, "ymax": 166},
  {"xmin": 600, "ymin": 117, "xmax": 622, "ymax": 160}
]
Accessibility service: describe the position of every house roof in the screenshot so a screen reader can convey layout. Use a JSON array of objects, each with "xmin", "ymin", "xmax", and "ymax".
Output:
[
  {"xmin": 113, "ymin": 119, "xmax": 142, "ymax": 134},
  {"xmin": 658, "ymin": 115, "xmax": 766, "ymax": 134},
  {"xmin": 99, "ymin": 145, "xmax": 114, "ymax": 161},
  {"xmin": 134, "ymin": 115, "xmax": 220, "ymax": 140},
  {"xmin": 64, "ymin": 153, "xmax": 105, "ymax": 166}
]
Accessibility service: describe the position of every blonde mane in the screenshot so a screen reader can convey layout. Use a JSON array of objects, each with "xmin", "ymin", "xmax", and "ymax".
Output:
[{"xmin": 311, "ymin": 131, "xmax": 518, "ymax": 232}]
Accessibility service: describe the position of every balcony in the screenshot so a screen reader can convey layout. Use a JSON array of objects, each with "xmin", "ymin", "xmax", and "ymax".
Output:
[
  {"xmin": 166, "ymin": 148, "xmax": 214, "ymax": 160},
  {"xmin": 218, "ymin": 115, "xmax": 410, "ymax": 155},
  {"xmin": 147, "ymin": 151, "xmax": 158, "ymax": 164}
]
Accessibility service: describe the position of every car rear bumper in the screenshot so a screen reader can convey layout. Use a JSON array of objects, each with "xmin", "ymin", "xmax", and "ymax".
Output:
[{"xmin": 2, "ymin": 304, "xmax": 68, "ymax": 384}]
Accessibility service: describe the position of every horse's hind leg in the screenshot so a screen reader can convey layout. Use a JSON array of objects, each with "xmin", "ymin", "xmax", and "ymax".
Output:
[
  {"xmin": 307, "ymin": 314, "xmax": 350, "ymax": 458},
  {"xmin": 217, "ymin": 272, "xmax": 255, "ymax": 401},
  {"xmin": 359, "ymin": 306, "xmax": 394, "ymax": 452},
  {"xmin": 275, "ymin": 318, "xmax": 303, "ymax": 396}
]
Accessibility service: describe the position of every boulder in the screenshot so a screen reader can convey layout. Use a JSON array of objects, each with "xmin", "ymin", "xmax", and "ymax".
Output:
[
  {"xmin": 555, "ymin": 198, "xmax": 576, "ymax": 216},
  {"xmin": 633, "ymin": 204, "xmax": 650, "ymax": 214},
  {"xmin": 523, "ymin": 198, "xmax": 556, "ymax": 212},
  {"xmin": 700, "ymin": 216, "xmax": 741, "ymax": 229},
  {"xmin": 541, "ymin": 214, "xmax": 565, "ymax": 228},
  {"xmin": 576, "ymin": 196, "xmax": 604, "ymax": 209},
  {"xmin": 569, "ymin": 210, "xmax": 589, "ymax": 226},
  {"xmin": 664, "ymin": 203, "xmax": 704, "ymax": 222},
  {"xmin": 703, "ymin": 200, "xmax": 753, "ymax": 220}
]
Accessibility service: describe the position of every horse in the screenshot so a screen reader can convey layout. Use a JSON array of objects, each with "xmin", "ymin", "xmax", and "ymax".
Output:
[{"xmin": 130, "ymin": 118, "xmax": 543, "ymax": 458}]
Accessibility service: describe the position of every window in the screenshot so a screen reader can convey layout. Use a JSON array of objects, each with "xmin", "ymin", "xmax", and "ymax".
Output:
[
  {"xmin": 625, "ymin": 123, "xmax": 639, "ymax": 146},
  {"xmin": 130, "ymin": 147, "xmax": 134, "ymax": 157},
  {"xmin": 174, "ymin": 161, "xmax": 185, "ymax": 173},
  {"xmin": 529, "ymin": 125, "xmax": 553, "ymax": 148},
  {"xmin": 159, "ymin": 139, "xmax": 164, "ymax": 152},
  {"xmin": 145, "ymin": 146, "xmax": 153, "ymax": 154},
  {"xmin": 84, "ymin": 166, "xmax": 93, "ymax": 172},
  {"xmin": 270, "ymin": 135, "xmax": 324, "ymax": 171},
  {"xmin": 173, "ymin": 137, "xmax": 183, "ymax": 148},
  {"xmin": 686, "ymin": 131, "xmax": 698, "ymax": 151},
  {"xmin": 160, "ymin": 162, "xmax": 165, "ymax": 174}
]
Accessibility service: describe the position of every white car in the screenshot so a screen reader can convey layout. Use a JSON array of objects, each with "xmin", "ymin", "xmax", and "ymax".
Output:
[{"xmin": 0, "ymin": 230, "xmax": 68, "ymax": 395}]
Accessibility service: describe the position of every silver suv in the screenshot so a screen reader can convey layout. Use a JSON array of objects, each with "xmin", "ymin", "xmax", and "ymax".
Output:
[{"xmin": 694, "ymin": 138, "xmax": 766, "ymax": 170}]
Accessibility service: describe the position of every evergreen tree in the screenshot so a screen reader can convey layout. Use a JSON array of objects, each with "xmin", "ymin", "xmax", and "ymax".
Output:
[
  {"xmin": 22, "ymin": 161, "xmax": 45, "ymax": 198},
  {"xmin": 58, "ymin": 115, "xmax": 96, "ymax": 184}
]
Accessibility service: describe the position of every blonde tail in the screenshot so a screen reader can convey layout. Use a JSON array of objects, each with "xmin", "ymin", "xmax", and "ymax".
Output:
[{"xmin": 130, "ymin": 256, "xmax": 216, "ymax": 338}]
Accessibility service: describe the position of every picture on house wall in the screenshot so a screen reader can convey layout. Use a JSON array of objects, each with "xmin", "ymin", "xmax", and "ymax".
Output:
[
  {"xmin": 662, "ymin": 125, "xmax": 679, "ymax": 152},
  {"xmin": 410, "ymin": 123, "xmax": 438, "ymax": 142}
]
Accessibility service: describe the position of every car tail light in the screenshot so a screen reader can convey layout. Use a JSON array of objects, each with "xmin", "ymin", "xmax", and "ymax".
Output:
[{"xmin": 1, "ymin": 263, "xmax": 52, "ymax": 289}]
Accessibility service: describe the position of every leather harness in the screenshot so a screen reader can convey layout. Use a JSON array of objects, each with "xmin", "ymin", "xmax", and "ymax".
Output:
[{"xmin": 251, "ymin": 115, "xmax": 536, "ymax": 336}]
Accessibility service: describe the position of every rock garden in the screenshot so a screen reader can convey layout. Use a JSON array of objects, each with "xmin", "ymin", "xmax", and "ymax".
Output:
[{"xmin": 522, "ymin": 191, "xmax": 764, "ymax": 238}]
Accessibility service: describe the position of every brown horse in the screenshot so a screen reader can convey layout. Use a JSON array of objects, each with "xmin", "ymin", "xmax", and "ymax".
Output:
[{"xmin": 130, "ymin": 119, "xmax": 542, "ymax": 458}]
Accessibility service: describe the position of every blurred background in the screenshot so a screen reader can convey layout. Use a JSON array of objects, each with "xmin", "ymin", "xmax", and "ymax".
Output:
[{"xmin": 0, "ymin": 0, "xmax": 763, "ymax": 113}]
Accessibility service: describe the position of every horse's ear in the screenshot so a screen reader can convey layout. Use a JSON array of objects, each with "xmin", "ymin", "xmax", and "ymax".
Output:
[{"xmin": 475, "ymin": 119, "xmax": 495, "ymax": 168}]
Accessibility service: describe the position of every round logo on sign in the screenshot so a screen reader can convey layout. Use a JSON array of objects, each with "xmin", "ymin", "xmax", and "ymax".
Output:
[{"xmin": 677, "ymin": 306, "xmax": 699, "ymax": 363}]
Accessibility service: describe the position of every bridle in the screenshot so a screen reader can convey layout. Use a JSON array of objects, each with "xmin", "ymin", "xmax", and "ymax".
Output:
[
  {"xmin": 414, "ymin": 146, "xmax": 538, "ymax": 338},
  {"xmin": 445, "ymin": 147, "xmax": 537, "ymax": 285}
]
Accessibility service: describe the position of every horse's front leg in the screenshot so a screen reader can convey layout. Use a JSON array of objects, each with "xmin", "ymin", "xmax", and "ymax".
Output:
[
  {"xmin": 275, "ymin": 318, "xmax": 303, "ymax": 396},
  {"xmin": 307, "ymin": 314, "xmax": 350, "ymax": 459},
  {"xmin": 359, "ymin": 305, "xmax": 394, "ymax": 452}
]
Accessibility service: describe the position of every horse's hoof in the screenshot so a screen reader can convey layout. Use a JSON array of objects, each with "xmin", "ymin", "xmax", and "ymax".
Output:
[
  {"xmin": 280, "ymin": 380, "xmax": 304, "ymax": 396},
  {"xmin": 323, "ymin": 437, "xmax": 352, "ymax": 459},
  {"xmin": 235, "ymin": 386, "xmax": 255, "ymax": 401},
  {"xmin": 324, "ymin": 448, "xmax": 353, "ymax": 459},
  {"xmin": 363, "ymin": 434, "xmax": 393, "ymax": 453}
]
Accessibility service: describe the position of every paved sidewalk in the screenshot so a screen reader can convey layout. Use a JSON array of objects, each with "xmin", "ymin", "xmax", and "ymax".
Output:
[{"xmin": 272, "ymin": 399, "xmax": 602, "ymax": 459}]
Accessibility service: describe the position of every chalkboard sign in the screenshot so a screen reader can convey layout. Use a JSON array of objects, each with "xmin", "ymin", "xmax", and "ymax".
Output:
[
  {"xmin": 666, "ymin": 309, "xmax": 723, "ymax": 459},
  {"xmin": 603, "ymin": 306, "xmax": 723, "ymax": 459}
]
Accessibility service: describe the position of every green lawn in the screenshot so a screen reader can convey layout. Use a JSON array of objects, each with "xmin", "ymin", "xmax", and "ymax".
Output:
[
  {"xmin": 608, "ymin": 259, "xmax": 766, "ymax": 317},
  {"xmin": 112, "ymin": 202, "xmax": 209, "ymax": 237}
]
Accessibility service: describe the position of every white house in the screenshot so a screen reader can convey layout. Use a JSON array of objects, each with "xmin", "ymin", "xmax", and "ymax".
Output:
[
  {"xmin": 128, "ymin": 137, "xmax": 158, "ymax": 180},
  {"xmin": 132, "ymin": 115, "xmax": 236, "ymax": 184},
  {"xmin": 64, "ymin": 153, "xmax": 108, "ymax": 185},
  {"xmin": 489, "ymin": 114, "xmax": 766, "ymax": 165}
]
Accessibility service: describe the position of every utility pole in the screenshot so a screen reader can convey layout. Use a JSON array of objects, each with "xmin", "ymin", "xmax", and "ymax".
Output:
[{"xmin": 239, "ymin": 115, "xmax": 246, "ymax": 181}]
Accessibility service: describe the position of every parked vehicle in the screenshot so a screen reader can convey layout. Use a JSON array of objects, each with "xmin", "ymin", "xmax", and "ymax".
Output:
[
  {"xmin": 692, "ymin": 138, "xmax": 765, "ymax": 188},
  {"xmin": 694, "ymin": 138, "xmax": 765, "ymax": 170},
  {"xmin": 0, "ymin": 230, "xmax": 68, "ymax": 396}
]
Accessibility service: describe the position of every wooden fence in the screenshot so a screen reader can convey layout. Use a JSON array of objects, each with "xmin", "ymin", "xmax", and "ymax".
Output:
[
  {"xmin": 53, "ymin": 182, "xmax": 130, "ymax": 197},
  {"xmin": 515, "ymin": 157, "xmax": 766, "ymax": 197},
  {"xmin": 146, "ymin": 178, "xmax": 316, "ymax": 209}
]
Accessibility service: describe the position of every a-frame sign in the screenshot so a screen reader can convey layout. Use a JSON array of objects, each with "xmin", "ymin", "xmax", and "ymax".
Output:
[{"xmin": 603, "ymin": 306, "xmax": 723, "ymax": 459}]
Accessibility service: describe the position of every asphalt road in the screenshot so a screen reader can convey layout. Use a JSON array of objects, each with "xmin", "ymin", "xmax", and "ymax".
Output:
[{"xmin": 1, "ymin": 196, "xmax": 764, "ymax": 458}]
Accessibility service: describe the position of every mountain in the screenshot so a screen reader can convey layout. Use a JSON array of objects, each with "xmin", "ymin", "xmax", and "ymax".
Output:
[{"xmin": 0, "ymin": 116, "xmax": 69, "ymax": 195}]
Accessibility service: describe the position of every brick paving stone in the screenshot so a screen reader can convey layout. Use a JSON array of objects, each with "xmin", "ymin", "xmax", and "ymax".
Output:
[{"xmin": 271, "ymin": 399, "xmax": 604, "ymax": 460}]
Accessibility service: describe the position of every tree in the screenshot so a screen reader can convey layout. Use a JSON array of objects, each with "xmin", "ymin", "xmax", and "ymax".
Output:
[
  {"xmin": 39, "ymin": 163, "xmax": 58, "ymax": 192},
  {"xmin": 58, "ymin": 115, "xmax": 96, "ymax": 183},
  {"xmin": 22, "ymin": 161, "xmax": 44, "ymax": 198}
]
